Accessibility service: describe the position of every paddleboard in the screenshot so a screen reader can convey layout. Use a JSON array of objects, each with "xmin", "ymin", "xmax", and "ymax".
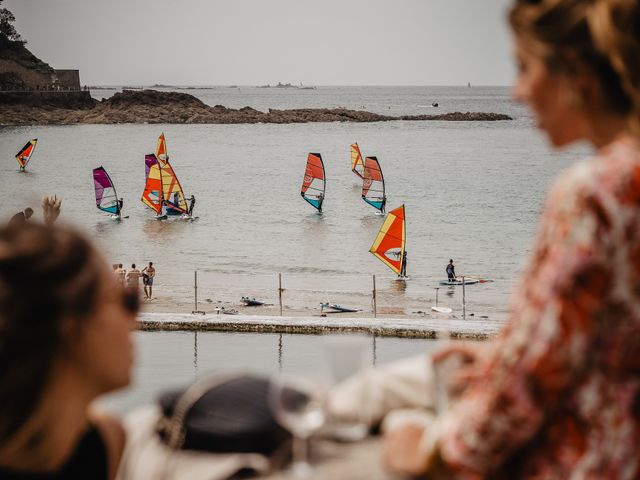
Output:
[
  {"xmin": 439, "ymin": 278, "xmax": 480, "ymax": 286},
  {"xmin": 431, "ymin": 306, "xmax": 452, "ymax": 314}
]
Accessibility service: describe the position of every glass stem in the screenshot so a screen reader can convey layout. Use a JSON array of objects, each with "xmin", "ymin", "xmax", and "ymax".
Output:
[{"xmin": 293, "ymin": 435, "xmax": 309, "ymax": 467}]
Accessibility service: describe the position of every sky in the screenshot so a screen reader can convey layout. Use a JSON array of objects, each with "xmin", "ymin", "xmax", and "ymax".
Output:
[{"xmin": 6, "ymin": 0, "xmax": 516, "ymax": 86}]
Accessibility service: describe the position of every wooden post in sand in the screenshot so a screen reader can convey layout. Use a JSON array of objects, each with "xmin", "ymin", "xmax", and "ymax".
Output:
[
  {"xmin": 278, "ymin": 273, "xmax": 283, "ymax": 316},
  {"xmin": 372, "ymin": 275, "xmax": 377, "ymax": 318},
  {"xmin": 192, "ymin": 270, "xmax": 205, "ymax": 315},
  {"xmin": 462, "ymin": 276, "xmax": 466, "ymax": 320}
]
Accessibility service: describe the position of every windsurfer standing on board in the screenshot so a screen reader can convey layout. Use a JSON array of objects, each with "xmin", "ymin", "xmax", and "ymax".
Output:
[
  {"xmin": 446, "ymin": 259, "xmax": 456, "ymax": 282},
  {"xmin": 188, "ymin": 195, "xmax": 196, "ymax": 216},
  {"xmin": 400, "ymin": 251, "xmax": 408, "ymax": 278}
]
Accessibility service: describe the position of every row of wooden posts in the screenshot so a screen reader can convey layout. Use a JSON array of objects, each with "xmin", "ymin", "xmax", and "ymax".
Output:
[{"xmin": 190, "ymin": 271, "xmax": 469, "ymax": 319}]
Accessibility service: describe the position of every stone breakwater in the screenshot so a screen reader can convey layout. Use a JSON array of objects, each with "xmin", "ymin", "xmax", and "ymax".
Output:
[
  {"xmin": 137, "ymin": 312, "xmax": 503, "ymax": 340},
  {"xmin": 0, "ymin": 89, "xmax": 513, "ymax": 125}
]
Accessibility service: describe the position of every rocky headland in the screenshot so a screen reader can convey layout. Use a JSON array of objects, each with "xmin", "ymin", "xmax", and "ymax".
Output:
[{"xmin": 0, "ymin": 89, "xmax": 513, "ymax": 125}]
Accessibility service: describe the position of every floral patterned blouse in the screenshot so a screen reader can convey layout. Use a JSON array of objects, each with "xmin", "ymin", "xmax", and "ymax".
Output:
[{"xmin": 435, "ymin": 137, "xmax": 640, "ymax": 479}]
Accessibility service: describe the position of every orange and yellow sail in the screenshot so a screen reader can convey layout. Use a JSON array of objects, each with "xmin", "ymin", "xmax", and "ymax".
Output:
[
  {"xmin": 370, "ymin": 205, "xmax": 406, "ymax": 276},
  {"xmin": 161, "ymin": 162, "xmax": 188, "ymax": 214},
  {"xmin": 16, "ymin": 139, "xmax": 37, "ymax": 169},
  {"xmin": 156, "ymin": 132, "xmax": 168, "ymax": 166},
  {"xmin": 351, "ymin": 143, "xmax": 364, "ymax": 179}
]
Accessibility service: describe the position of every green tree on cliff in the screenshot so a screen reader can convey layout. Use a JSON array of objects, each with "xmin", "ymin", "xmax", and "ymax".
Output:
[{"xmin": 0, "ymin": 0, "xmax": 24, "ymax": 43}]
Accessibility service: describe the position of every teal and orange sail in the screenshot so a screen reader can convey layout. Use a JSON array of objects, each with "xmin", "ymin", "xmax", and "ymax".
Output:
[
  {"xmin": 351, "ymin": 143, "xmax": 364, "ymax": 179},
  {"xmin": 141, "ymin": 154, "xmax": 164, "ymax": 215},
  {"xmin": 362, "ymin": 156, "xmax": 386, "ymax": 213},
  {"xmin": 370, "ymin": 205, "xmax": 406, "ymax": 277},
  {"xmin": 301, "ymin": 153, "xmax": 326, "ymax": 212},
  {"xmin": 16, "ymin": 139, "xmax": 37, "ymax": 170}
]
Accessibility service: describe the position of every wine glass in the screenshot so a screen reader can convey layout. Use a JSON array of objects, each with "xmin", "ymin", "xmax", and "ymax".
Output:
[
  {"xmin": 269, "ymin": 375, "xmax": 326, "ymax": 478},
  {"xmin": 323, "ymin": 336, "xmax": 371, "ymax": 441}
]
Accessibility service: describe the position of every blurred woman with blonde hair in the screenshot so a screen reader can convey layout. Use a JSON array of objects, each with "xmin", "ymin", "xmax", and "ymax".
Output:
[{"xmin": 384, "ymin": 0, "xmax": 640, "ymax": 477}]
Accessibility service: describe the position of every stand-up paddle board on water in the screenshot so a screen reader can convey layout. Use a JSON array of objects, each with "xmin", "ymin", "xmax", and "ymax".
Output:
[{"xmin": 439, "ymin": 278, "xmax": 480, "ymax": 286}]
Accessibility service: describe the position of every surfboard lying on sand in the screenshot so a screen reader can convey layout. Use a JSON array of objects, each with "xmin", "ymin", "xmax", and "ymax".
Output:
[{"xmin": 320, "ymin": 303, "xmax": 359, "ymax": 313}]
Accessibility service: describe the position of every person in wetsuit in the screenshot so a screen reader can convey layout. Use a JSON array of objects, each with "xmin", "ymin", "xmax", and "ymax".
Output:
[{"xmin": 446, "ymin": 259, "xmax": 456, "ymax": 282}]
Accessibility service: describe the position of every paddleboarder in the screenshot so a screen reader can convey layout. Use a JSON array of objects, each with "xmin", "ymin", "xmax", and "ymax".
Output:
[{"xmin": 446, "ymin": 259, "xmax": 456, "ymax": 282}]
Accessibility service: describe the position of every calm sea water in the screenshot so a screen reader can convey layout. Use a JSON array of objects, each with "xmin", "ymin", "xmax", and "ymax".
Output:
[{"xmin": 0, "ymin": 86, "xmax": 591, "ymax": 410}]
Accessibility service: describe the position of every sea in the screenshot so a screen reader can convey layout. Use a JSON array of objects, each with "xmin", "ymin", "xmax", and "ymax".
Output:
[{"xmin": 0, "ymin": 86, "xmax": 591, "ymax": 410}]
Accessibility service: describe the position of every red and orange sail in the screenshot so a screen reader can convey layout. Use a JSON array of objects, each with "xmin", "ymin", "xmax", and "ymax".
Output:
[
  {"xmin": 370, "ymin": 205, "xmax": 406, "ymax": 276},
  {"xmin": 16, "ymin": 139, "xmax": 37, "ymax": 169},
  {"xmin": 141, "ymin": 154, "xmax": 164, "ymax": 214},
  {"xmin": 362, "ymin": 156, "xmax": 386, "ymax": 213},
  {"xmin": 351, "ymin": 143, "xmax": 364, "ymax": 179},
  {"xmin": 301, "ymin": 153, "xmax": 326, "ymax": 212}
]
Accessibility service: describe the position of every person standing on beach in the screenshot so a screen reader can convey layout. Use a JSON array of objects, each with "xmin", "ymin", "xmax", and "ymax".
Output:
[
  {"xmin": 114, "ymin": 264, "xmax": 126, "ymax": 286},
  {"xmin": 126, "ymin": 264, "xmax": 141, "ymax": 289},
  {"xmin": 142, "ymin": 262, "xmax": 155, "ymax": 299},
  {"xmin": 445, "ymin": 259, "xmax": 456, "ymax": 282}
]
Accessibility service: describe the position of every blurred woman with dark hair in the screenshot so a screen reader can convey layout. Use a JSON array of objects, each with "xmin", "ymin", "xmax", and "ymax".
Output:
[
  {"xmin": 0, "ymin": 224, "xmax": 138, "ymax": 479},
  {"xmin": 384, "ymin": 0, "xmax": 640, "ymax": 477}
]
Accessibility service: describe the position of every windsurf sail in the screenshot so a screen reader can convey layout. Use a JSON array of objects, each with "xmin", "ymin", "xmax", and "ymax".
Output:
[
  {"xmin": 16, "ymin": 139, "xmax": 37, "ymax": 169},
  {"xmin": 300, "ymin": 153, "xmax": 325, "ymax": 212},
  {"xmin": 362, "ymin": 156, "xmax": 386, "ymax": 213},
  {"xmin": 161, "ymin": 161, "xmax": 188, "ymax": 215},
  {"xmin": 156, "ymin": 133, "xmax": 168, "ymax": 166},
  {"xmin": 350, "ymin": 143, "xmax": 364, "ymax": 179},
  {"xmin": 93, "ymin": 166, "xmax": 120, "ymax": 215},
  {"xmin": 370, "ymin": 204, "xmax": 406, "ymax": 276},
  {"xmin": 141, "ymin": 154, "xmax": 164, "ymax": 214}
]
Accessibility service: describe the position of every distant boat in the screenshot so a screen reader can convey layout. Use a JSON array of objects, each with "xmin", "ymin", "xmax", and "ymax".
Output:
[
  {"xmin": 350, "ymin": 143, "xmax": 365, "ymax": 180},
  {"xmin": 274, "ymin": 82, "xmax": 295, "ymax": 89},
  {"xmin": 93, "ymin": 166, "xmax": 125, "ymax": 219},
  {"xmin": 300, "ymin": 153, "xmax": 326, "ymax": 213},
  {"xmin": 15, "ymin": 138, "xmax": 37, "ymax": 171},
  {"xmin": 299, "ymin": 82, "xmax": 316, "ymax": 90},
  {"xmin": 362, "ymin": 156, "xmax": 386, "ymax": 214},
  {"xmin": 370, "ymin": 205, "xmax": 407, "ymax": 279},
  {"xmin": 257, "ymin": 84, "xmax": 271, "ymax": 88}
]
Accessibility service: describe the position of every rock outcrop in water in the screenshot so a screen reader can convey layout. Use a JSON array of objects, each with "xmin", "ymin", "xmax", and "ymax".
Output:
[{"xmin": 0, "ymin": 89, "xmax": 513, "ymax": 125}]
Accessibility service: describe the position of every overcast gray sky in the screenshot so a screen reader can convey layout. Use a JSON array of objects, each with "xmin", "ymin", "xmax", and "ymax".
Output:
[{"xmin": 7, "ymin": 0, "xmax": 515, "ymax": 86}]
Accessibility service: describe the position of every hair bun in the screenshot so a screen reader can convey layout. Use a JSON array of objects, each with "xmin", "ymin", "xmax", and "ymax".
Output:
[{"xmin": 588, "ymin": 0, "xmax": 640, "ymax": 131}]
